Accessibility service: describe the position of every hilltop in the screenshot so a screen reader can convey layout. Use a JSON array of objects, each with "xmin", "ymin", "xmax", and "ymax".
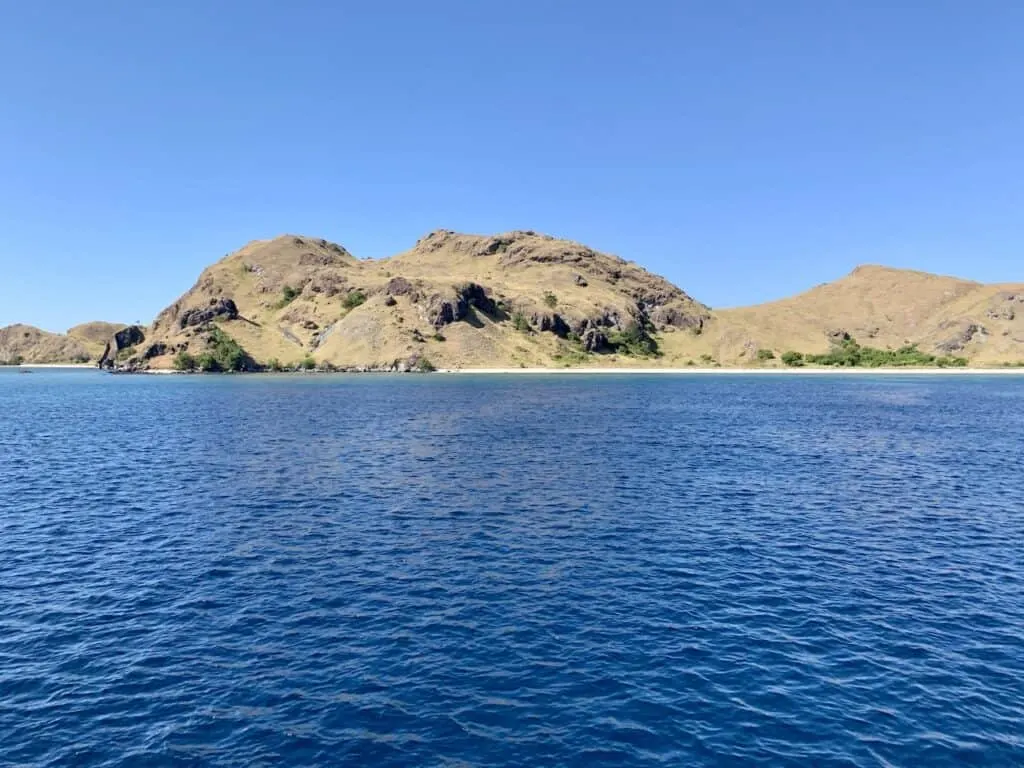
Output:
[
  {"xmin": 125, "ymin": 230, "xmax": 710, "ymax": 371},
  {"xmin": 5, "ymin": 231, "xmax": 1023, "ymax": 369},
  {"xmin": 707, "ymin": 265, "xmax": 1024, "ymax": 365},
  {"xmin": 0, "ymin": 322, "xmax": 125, "ymax": 365}
]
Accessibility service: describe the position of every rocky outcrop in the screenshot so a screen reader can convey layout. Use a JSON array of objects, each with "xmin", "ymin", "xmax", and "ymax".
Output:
[
  {"xmin": 114, "ymin": 325, "xmax": 145, "ymax": 349},
  {"xmin": 581, "ymin": 327, "xmax": 611, "ymax": 353},
  {"xmin": 986, "ymin": 292, "xmax": 1023, "ymax": 321},
  {"xmin": 426, "ymin": 283, "xmax": 497, "ymax": 328},
  {"xmin": 531, "ymin": 312, "xmax": 570, "ymax": 337},
  {"xmin": 98, "ymin": 325, "xmax": 147, "ymax": 368},
  {"xmin": 178, "ymin": 298, "xmax": 239, "ymax": 329},
  {"xmin": 937, "ymin": 322, "xmax": 987, "ymax": 353},
  {"xmin": 385, "ymin": 277, "xmax": 420, "ymax": 300},
  {"xmin": 141, "ymin": 342, "xmax": 168, "ymax": 359},
  {"xmin": 649, "ymin": 306, "xmax": 705, "ymax": 331}
]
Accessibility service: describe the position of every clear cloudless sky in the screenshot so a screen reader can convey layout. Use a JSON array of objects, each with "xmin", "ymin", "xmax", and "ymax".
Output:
[{"xmin": 2, "ymin": 0, "xmax": 1023, "ymax": 330}]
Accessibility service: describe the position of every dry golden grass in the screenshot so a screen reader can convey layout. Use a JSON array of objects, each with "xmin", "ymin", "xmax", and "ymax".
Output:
[
  {"xmin": 9, "ymin": 233, "xmax": 1024, "ymax": 368},
  {"xmin": 0, "ymin": 324, "xmax": 91, "ymax": 364}
]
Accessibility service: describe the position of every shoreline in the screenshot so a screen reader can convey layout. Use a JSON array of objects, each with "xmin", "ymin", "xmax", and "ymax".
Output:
[
  {"xmin": 12, "ymin": 363, "xmax": 96, "ymax": 369},
  {"xmin": 9, "ymin": 364, "xmax": 1024, "ymax": 376},
  {"xmin": 437, "ymin": 366, "xmax": 1024, "ymax": 375}
]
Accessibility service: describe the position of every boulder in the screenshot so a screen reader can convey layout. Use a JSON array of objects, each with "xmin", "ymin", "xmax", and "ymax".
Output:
[
  {"xmin": 386, "ymin": 276, "xmax": 418, "ymax": 297},
  {"xmin": 114, "ymin": 325, "xmax": 145, "ymax": 349}
]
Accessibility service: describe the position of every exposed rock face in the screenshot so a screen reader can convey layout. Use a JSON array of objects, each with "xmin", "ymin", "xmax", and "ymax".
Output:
[
  {"xmin": 649, "ymin": 306, "xmax": 704, "ymax": 330},
  {"xmin": 986, "ymin": 292, "xmax": 1023, "ymax": 321},
  {"xmin": 98, "ymin": 324, "xmax": 147, "ymax": 368},
  {"xmin": 114, "ymin": 325, "xmax": 146, "ymax": 349},
  {"xmin": 426, "ymin": 283, "xmax": 498, "ymax": 328},
  {"xmin": 178, "ymin": 298, "xmax": 239, "ymax": 329},
  {"xmin": 531, "ymin": 312, "xmax": 570, "ymax": 337},
  {"xmin": 142, "ymin": 343, "xmax": 168, "ymax": 359},
  {"xmin": 937, "ymin": 323, "xmax": 987, "ymax": 353},
  {"xmin": 582, "ymin": 328, "xmax": 611, "ymax": 353}
]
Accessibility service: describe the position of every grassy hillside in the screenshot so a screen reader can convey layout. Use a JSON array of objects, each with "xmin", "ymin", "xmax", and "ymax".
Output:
[
  {"xmin": 7, "ymin": 232, "xmax": 1024, "ymax": 369},
  {"xmin": 709, "ymin": 265, "xmax": 1024, "ymax": 365},
  {"xmin": 0, "ymin": 322, "xmax": 127, "ymax": 365},
  {"xmin": 0, "ymin": 325, "xmax": 91, "ymax": 364},
  {"xmin": 134, "ymin": 230, "xmax": 711, "ymax": 371}
]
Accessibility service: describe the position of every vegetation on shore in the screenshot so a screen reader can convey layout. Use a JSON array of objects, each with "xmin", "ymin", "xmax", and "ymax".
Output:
[
  {"xmin": 781, "ymin": 337, "xmax": 969, "ymax": 368},
  {"xmin": 607, "ymin": 321, "xmax": 660, "ymax": 357},
  {"xmin": 173, "ymin": 327, "xmax": 253, "ymax": 372}
]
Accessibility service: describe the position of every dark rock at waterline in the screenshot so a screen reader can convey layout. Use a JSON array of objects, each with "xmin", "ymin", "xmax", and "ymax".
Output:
[{"xmin": 98, "ymin": 324, "xmax": 147, "ymax": 368}]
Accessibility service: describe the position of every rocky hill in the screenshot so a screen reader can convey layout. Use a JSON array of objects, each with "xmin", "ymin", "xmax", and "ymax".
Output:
[
  {"xmin": 8, "ymin": 231, "xmax": 1024, "ymax": 369},
  {"xmin": 708, "ymin": 266, "xmax": 1024, "ymax": 365},
  {"xmin": 0, "ymin": 322, "xmax": 126, "ymax": 364},
  {"xmin": 120, "ymin": 230, "xmax": 711, "ymax": 370}
]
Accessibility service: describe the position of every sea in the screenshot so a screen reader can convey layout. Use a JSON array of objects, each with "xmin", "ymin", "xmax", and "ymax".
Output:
[{"xmin": 1, "ymin": 369, "xmax": 1022, "ymax": 767}]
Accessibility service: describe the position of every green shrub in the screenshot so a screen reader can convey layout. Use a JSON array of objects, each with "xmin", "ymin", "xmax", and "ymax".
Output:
[
  {"xmin": 1, "ymin": 355, "xmax": 25, "ymax": 366},
  {"xmin": 206, "ymin": 328, "xmax": 249, "ymax": 371},
  {"xmin": 415, "ymin": 357, "xmax": 437, "ymax": 372},
  {"xmin": 173, "ymin": 352, "xmax": 197, "ymax": 371},
  {"xmin": 265, "ymin": 357, "xmax": 284, "ymax": 372},
  {"xmin": 300, "ymin": 356, "xmax": 316, "ymax": 370},
  {"xmin": 275, "ymin": 284, "xmax": 300, "ymax": 309},
  {"xmin": 756, "ymin": 349, "xmax": 775, "ymax": 361},
  {"xmin": 699, "ymin": 353, "xmax": 714, "ymax": 364},
  {"xmin": 432, "ymin": 332, "xmax": 446, "ymax": 342},
  {"xmin": 194, "ymin": 327, "xmax": 252, "ymax": 371},
  {"xmin": 512, "ymin": 312, "xmax": 531, "ymax": 332},
  {"xmin": 608, "ymin": 321, "xmax": 659, "ymax": 356},
  {"xmin": 786, "ymin": 337, "xmax": 971, "ymax": 368},
  {"xmin": 543, "ymin": 292, "xmax": 558, "ymax": 308},
  {"xmin": 196, "ymin": 353, "xmax": 219, "ymax": 372},
  {"xmin": 342, "ymin": 290, "xmax": 367, "ymax": 310}
]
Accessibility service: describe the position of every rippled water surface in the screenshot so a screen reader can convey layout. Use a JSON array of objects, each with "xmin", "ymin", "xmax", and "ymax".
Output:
[{"xmin": 2, "ymin": 370, "xmax": 1023, "ymax": 766}]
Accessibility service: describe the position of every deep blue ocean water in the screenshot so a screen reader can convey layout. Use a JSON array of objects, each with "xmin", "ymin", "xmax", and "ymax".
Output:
[{"xmin": 1, "ymin": 370, "xmax": 1022, "ymax": 767}]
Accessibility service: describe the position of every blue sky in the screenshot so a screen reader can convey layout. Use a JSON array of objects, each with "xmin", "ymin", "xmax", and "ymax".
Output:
[{"xmin": 2, "ymin": 1, "xmax": 1022, "ymax": 330}]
